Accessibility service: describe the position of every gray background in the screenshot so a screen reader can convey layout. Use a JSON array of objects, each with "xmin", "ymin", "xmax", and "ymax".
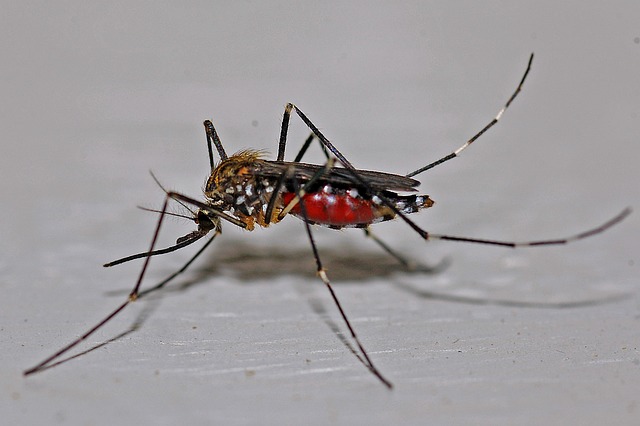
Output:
[{"xmin": 2, "ymin": 2, "xmax": 639, "ymax": 425}]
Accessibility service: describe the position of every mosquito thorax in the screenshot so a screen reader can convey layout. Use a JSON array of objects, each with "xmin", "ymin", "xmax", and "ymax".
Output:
[{"xmin": 203, "ymin": 151, "xmax": 281, "ymax": 230}]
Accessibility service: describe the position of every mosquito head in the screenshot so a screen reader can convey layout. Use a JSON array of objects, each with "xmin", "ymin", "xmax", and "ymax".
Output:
[
  {"xmin": 195, "ymin": 208, "xmax": 222, "ymax": 234},
  {"xmin": 174, "ymin": 208, "xmax": 221, "ymax": 245}
]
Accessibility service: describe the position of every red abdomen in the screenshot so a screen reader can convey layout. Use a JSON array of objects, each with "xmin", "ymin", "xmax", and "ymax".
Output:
[{"xmin": 282, "ymin": 191, "xmax": 379, "ymax": 227}]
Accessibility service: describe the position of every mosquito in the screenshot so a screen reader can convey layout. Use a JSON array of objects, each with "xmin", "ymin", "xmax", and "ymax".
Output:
[{"xmin": 24, "ymin": 53, "xmax": 630, "ymax": 388}]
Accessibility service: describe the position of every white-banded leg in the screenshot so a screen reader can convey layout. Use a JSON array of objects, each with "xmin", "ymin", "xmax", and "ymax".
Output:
[
  {"xmin": 406, "ymin": 53, "xmax": 534, "ymax": 177},
  {"xmin": 363, "ymin": 227, "xmax": 449, "ymax": 273},
  {"xmin": 290, "ymin": 176, "xmax": 394, "ymax": 389},
  {"xmin": 24, "ymin": 190, "xmax": 244, "ymax": 376},
  {"xmin": 280, "ymin": 79, "xmax": 630, "ymax": 249},
  {"xmin": 281, "ymin": 53, "xmax": 535, "ymax": 178}
]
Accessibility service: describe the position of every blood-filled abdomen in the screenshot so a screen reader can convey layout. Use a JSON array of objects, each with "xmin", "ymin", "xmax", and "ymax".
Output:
[{"xmin": 281, "ymin": 188, "xmax": 433, "ymax": 228}]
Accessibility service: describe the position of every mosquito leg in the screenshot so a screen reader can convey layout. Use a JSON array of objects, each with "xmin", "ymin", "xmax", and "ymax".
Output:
[
  {"xmin": 346, "ymin": 158, "xmax": 631, "ymax": 248},
  {"xmin": 282, "ymin": 90, "xmax": 630, "ymax": 249},
  {"xmin": 103, "ymin": 173, "xmax": 226, "ymax": 268},
  {"xmin": 362, "ymin": 227, "xmax": 418, "ymax": 270},
  {"xmin": 276, "ymin": 103, "xmax": 293, "ymax": 161},
  {"xmin": 284, "ymin": 54, "xmax": 532, "ymax": 183},
  {"xmin": 363, "ymin": 227, "xmax": 449, "ymax": 273},
  {"xmin": 23, "ymin": 298, "xmax": 132, "ymax": 375},
  {"xmin": 292, "ymin": 133, "xmax": 331, "ymax": 163},
  {"xmin": 278, "ymin": 102, "xmax": 328, "ymax": 163},
  {"xmin": 24, "ymin": 190, "xmax": 231, "ymax": 376},
  {"xmin": 293, "ymin": 133, "xmax": 315, "ymax": 162},
  {"xmin": 137, "ymin": 232, "xmax": 220, "ymax": 298},
  {"xmin": 278, "ymin": 103, "xmax": 355, "ymax": 168},
  {"xmin": 292, "ymin": 179, "xmax": 393, "ymax": 388},
  {"xmin": 406, "ymin": 53, "xmax": 534, "ymax": 178},
  {"xmin": 284, "ymin": 52, "xmax": 533, "ymax": 175},
  {"xmin": 24, "ymin": 194, "xmax": 179, "ymax": 375},
  {"xmin": 203, "ymin": 119, "xmax": 228, "ymax": 169},
  {"xmin": 277, "ymin": 104, "xmax": 324, "ymax": 162},
  {"xmin": 263, "ymin": 164, "xmax": 293, "ymax": 225},
  {"xmin": 425, "ymin": 207, "xmax": 631, "ymax": 247}
]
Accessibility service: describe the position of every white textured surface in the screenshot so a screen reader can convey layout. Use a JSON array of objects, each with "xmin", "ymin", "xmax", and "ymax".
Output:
[{"xmin": 2, "ymin": 2, "xmax": 639, "ymax": 425}]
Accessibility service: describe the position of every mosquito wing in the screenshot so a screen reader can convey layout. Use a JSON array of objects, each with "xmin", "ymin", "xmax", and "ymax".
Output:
[{"xmin": 257, "ymin": 160, "xmax": 420, "ymax": 192}]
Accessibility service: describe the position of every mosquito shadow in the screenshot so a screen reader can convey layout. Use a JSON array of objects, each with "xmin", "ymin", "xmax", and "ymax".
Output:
[
  {"xmin": 101, "ymin": 239, "xmax": 445, "ymax": 299},
  {"xmin": 392, "ymin": 280, "xmax": 629, "ymax": 309},
  {"xmin": 92, "ymin": 239, "xmax": 626, "ymax": 379},
  {"xmin": 106, "ymin": 239, "xmax": 624, "ymax": 310},
  {"xmin": 306, "ymin": 297, "xmax": 369, "ymax": 367},
  {"xmin": 195, "ymin": 240, "xmax": 446, "ymax": 283},
  {"xmin": 106, "ymin": 243, "xmax": 432, "ymax": 298}
]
